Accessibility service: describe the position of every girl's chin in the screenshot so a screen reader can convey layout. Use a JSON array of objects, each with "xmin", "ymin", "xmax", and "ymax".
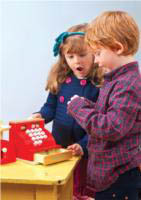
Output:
[
  {"xmin": 76, "ymin": 75, "xmax": 86, "ymax": 79},
  {"xmin": 74, "ymin": 72, "xmax": 85, "ymax": 78}
]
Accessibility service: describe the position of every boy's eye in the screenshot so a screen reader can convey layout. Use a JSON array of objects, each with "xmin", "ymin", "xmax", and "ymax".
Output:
[
  {"xmin": 94, "ymin": 49, "xmax": 101, "ymax": 56},
  {"xmin": 95, "ymin": 51, "xmax": 101, "ymax": 56}
]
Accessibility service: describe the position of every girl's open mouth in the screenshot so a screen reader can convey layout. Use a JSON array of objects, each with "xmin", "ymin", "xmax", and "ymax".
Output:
[{"xmin": 76, "ymin": 67, "xmax": 83, "ymax": 71}]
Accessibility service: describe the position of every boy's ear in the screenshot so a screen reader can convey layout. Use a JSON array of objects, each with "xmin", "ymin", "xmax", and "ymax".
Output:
[{"xmin": 114, "ymin": 41, "xmax": 124, "ymax": 55}]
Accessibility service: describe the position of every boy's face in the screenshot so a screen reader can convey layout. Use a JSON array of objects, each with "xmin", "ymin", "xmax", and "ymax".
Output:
[{"xmin": 92, "ymin": 46, "xmax": 122, "ymax": 72}]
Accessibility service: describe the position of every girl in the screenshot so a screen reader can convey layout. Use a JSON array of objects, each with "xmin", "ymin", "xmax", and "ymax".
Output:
[{"xmin": 30, "ymin": 23, "xmax": 104, "ymax": 200}]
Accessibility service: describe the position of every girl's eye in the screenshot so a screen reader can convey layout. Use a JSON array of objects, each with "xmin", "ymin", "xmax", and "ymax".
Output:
[
  {"xmin": 66, "ymin": 55, "xmax": 73, "ymax": 59},
  {"xmin": 68, "ymin": 55, "xmax": 73, "ymax": 59},
  {"xmin": 79, "ymin": 53, "xmax": 87, "ymax": 57}
]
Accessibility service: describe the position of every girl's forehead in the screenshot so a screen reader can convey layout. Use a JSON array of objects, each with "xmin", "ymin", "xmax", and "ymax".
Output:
[
  {"xmin": 62, "ymin": 38, "xmax": 89, "ymax": 54},
  {"xmin": 66, "ymin": 46, "xmax": 87, "ymax": 54}
]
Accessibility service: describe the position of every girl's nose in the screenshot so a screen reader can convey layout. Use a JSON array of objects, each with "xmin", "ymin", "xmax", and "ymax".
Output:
[{"xmin": 74, "ymin": 56, "xmax": 81, "ymax": 63}]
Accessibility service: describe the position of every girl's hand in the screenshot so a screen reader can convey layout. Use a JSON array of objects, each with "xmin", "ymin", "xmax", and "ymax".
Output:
[
  {"xmin": 28, "ymin": 113, "xmax": 42, "ymax": 120},
  {"xmin": 67, "ymin": 143, "xmax": 84, "ymax": 156}
]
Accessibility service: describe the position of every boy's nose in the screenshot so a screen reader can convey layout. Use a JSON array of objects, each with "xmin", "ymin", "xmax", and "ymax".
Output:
[{"xmin": 94, "ymin": 57, "xmax": 99, "ymax": 64}]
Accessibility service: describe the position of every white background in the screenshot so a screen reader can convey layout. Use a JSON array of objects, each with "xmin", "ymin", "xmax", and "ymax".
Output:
[{"xmin": 0, "ymin": 1, "xmax": 141, "ymax": 135}]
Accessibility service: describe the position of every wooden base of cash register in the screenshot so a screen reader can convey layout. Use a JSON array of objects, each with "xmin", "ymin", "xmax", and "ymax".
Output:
[{"xmin": 34, "ymin": 148, "xmax": 72, "ymax": 165}]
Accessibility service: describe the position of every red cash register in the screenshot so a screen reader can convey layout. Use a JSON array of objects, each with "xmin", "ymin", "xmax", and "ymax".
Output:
[
  {"xmin": 0, "ymin": 123, "xmax": 16, "ymax": 164},
  {"xmin": 9, "ymin": 119, "xmax": 72, "ymax": 165}
]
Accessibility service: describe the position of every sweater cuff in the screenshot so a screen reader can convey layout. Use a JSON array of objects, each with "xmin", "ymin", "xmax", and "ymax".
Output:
[{"xmin": 67, "ymin": 97, "xmax": 84, "ymax": 115}]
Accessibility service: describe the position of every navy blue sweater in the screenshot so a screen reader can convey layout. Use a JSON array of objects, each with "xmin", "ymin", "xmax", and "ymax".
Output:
[{"xmin": 39, "ymin": 74, "xmax": 99, "ymax": 155}]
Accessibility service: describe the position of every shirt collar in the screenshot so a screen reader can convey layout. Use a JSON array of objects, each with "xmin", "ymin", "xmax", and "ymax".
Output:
[{"xmin": 104, "ymin": 61, "xmax": 138, "ymax": 81}]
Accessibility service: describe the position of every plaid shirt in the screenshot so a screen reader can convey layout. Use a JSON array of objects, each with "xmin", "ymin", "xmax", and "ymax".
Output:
[{"xmin": 67, "ymin": 61, "xmax": 141, "ymax": 192}]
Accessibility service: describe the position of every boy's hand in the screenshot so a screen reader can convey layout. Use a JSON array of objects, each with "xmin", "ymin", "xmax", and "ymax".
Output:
[
  {"xmin": 28, "ymin": 113, "xmax": 42, "ymax": 120},
  {"xmin": 67, "ymin": 143, "xmax": 84, "ymax": 156},
  {"xmin": 67, "ymin": 95, "xmax": 83, "ymax": 105}
]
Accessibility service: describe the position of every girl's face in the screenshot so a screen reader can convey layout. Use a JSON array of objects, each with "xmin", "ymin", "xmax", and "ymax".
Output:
[{"xmin": 64, "ymin": 46, "xmax": 94, "ymax": 79}]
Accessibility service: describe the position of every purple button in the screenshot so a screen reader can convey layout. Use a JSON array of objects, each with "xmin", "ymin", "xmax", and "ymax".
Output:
[
  {"xmin": 65, "ymin": 77, "xmax": 72, "ymax": 84},
  {"xmin": 60, "ymin": 96, "xmax": 64, "ymax": 103},
  {"xmin": 80, "ymin": 79, "xmax": 87, "ymax": 86}
]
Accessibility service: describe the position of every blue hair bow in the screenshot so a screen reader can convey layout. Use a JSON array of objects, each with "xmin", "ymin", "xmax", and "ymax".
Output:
[{"xmin": 53, "ymin": 31, "xmax": 85, "ymax": 56}]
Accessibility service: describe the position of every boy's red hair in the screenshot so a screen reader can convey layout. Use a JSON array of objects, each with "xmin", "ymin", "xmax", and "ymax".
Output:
[{"xmin": 86, "ymin": 11, "xmax": 140, "ymax": 56}]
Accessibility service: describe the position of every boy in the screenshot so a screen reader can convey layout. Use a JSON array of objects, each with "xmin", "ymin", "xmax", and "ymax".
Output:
[{"xmin": 67, "ymin": 11, "xmax": 141, "ymax": 200}]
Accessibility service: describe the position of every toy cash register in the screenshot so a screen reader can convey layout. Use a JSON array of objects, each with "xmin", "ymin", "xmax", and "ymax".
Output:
[
  {"xmin": 0, "ymin": 122, "xmax": 16, "ymax": 164},
  {"xmin": 9, "ymin": 119, "xmax": 72, "ymax": 165}
]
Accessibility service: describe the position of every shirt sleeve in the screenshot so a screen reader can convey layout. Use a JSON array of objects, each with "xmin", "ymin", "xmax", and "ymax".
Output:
[
  {"xmin": 77, "ymin": 134, "xmax": 88, "ymax": 157},
  {"xmin": 39, "ymin": 92, "xmax": 57, "ymax": 123},
  {"xmin": 67, "ymin": 82, "xmax": 139, "ymax": 141}
]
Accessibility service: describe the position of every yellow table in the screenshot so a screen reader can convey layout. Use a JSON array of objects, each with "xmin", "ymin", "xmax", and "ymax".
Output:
[{"xmin": 1, "ymin": 156, "xmax": 80, "ymax": 200}]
